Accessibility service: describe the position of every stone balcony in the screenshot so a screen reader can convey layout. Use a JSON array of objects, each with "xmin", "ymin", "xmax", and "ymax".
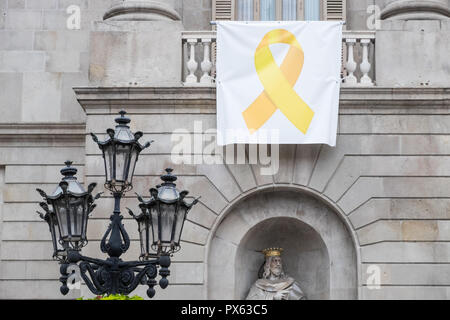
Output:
[
  {"xmin": 86, "ymin": 0, "xmax": 449, "ymax": 89},
  {"xmin": 181, "ymin": 30, "xmax": 376, "ymax": 87}
]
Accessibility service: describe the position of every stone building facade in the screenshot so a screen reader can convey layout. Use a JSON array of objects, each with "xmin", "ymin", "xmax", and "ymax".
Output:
[{"xmin": 0, "ymin": 0, "xmax": 449, "ymax": 299}]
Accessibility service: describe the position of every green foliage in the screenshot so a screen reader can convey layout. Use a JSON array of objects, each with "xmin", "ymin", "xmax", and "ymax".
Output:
[{"xmin": 77, "ymin": 294, "xmax": 144, "ymax": 300}]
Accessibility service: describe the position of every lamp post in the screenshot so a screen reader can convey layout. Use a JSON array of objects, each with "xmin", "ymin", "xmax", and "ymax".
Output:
[{"xmin": 36, "ymin": 110, "xmax": 199, "ymax": 298}]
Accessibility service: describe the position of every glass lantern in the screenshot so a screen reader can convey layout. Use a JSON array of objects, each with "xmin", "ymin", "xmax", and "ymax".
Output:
[
  {"xmin": 129, "ymin": 168, "xmax": 199, "ymax": 258},
  {"xmin": 90, "ymin": 110, "xmax": 151, "ymax": 194},
  {"xmin": 36, "ymin": 201, "xmax": 65, "ymax": 260},
  {"xmin": 36, "ymin": 161, "xmax": 100, "ymax": 257}
]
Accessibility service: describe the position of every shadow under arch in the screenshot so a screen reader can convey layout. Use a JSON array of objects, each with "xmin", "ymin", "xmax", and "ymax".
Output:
[{"xmin": 205, "ymin": 185, "xmax": 360, "ymax": 300}]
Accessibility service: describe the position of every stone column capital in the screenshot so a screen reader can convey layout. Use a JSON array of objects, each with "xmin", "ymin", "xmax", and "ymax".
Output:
[
  {"xmin": 103, "ymin": 0, "xmax": 181, "ymax": 21},
  {"xmin": 381, "ymin": 0, "xmax": 450, "ymax": 20}
]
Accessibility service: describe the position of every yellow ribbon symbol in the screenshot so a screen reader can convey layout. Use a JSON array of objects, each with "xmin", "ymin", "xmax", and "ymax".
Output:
[{"xmin": 242, "ymin": 29, "xmax": 314, "ymax": 134}]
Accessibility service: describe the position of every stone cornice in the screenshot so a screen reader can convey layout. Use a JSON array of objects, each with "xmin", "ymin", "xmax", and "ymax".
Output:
[
  {"xmin": 74, "ymin": 86, "xmax": 450, "ymax": 114},
  {"xmin": 75, "ymin": 86, "xmax": 216, "ymax": 101},
  {"xmin": 339, "ymin": 87, "xmax": 450, "ymax": 111}
]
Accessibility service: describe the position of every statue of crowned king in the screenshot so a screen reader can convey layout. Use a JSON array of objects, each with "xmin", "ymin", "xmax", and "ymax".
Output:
[{"xmin": 246, "ymin": 248, "xmax": 306, "ymax": 300}]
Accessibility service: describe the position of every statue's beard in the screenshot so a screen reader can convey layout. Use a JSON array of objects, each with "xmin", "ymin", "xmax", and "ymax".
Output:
[{"xmin": 271, "ymin": 267, "xmax": 282, "ymax": 277}]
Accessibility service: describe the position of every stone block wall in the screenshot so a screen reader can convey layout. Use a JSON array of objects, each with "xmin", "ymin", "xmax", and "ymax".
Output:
[
  {"xmin": 0, "ymin": 0, "xmax": 119, "ymax": 124},
  {"xmin": 2, "ymin": 86, "xmax": 450, "ymax": 299},
  {"xmin": 0, "ymin": 128, "xmax": 85, "ymax": 298},
  {"xmin": 70, "ymin": 87, "xmax": 450, "ymax": 300},
  {"xmin": 0, "ymin": 0, "xmax": 211, "ymax": 124}
]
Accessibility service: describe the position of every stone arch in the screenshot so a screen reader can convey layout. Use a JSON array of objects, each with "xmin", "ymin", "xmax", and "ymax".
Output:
[{"xmin": 205, "ymin": 186, "xmax": 359, "ymax": 300}]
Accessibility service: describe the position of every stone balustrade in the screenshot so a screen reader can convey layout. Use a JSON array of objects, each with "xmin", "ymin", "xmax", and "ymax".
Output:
[
  {"xmin": 182, "ymin": 31, "xmax": 216, "ymax": 86},
  {"xmin": 342, "ymin": 31, "xmax": 376, "ymax": 87},
  {"xmin": 182, "ymin": 30, "xmax": 376, "ymax": 87}
]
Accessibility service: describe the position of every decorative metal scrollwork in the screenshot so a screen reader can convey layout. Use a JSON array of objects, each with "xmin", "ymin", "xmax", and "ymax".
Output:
[{"xmin": 61, "ymin": 250, "xmax": 161, "ymax": 298}]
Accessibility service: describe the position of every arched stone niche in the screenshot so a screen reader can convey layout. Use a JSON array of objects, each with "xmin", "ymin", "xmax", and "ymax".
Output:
[
  {"xmin": 236, "ymin": 217, "xmax": 330, "ymax": 300},
  {"xmin": 207, "ymin": 189, "xmax": 358, "ymax": 300}
]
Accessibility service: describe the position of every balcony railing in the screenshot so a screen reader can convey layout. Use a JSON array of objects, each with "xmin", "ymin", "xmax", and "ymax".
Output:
[{"xmin": 182, "ymin": 30, "xmax": 376, "ymax": 87}]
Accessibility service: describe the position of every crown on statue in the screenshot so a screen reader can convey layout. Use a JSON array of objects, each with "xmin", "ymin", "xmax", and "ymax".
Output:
[{"xmin": 262, "ymin": 247, "xmax": 283, "ymax": 258}]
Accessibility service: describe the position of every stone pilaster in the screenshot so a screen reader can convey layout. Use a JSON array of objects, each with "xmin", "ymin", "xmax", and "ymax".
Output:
[
  {"xmin": 88, "ymin": 0, "xmax": 184, "ymax": 87},
  {"xmin": 375, "ymin": 0, "xmax": 450, "ymax": 87}
]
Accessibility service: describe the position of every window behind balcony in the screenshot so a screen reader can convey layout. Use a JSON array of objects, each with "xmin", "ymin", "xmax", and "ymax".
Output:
[
  {"xmin": 212, "ymin": 0, "xmax": 348, "ymax": 81},
  {"xmin": 214, "ymin": 0, "xmax": 346, "ymax": 22}
]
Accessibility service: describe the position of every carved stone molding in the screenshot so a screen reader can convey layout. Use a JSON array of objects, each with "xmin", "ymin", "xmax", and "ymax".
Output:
[
  {"xmin": 103, "ymin": 1, "xmax": 181, "ymax": 21},
  {"xmin": 0, "ymin": 123, "xmax": 86, "ymax": 146},
  {"xmin": 381, "ymin": 0, "xmax": 450, "ymax": 20},
  {"xmin": 74, "ymin": 86, "xmax": 450, "ymax": 115}
]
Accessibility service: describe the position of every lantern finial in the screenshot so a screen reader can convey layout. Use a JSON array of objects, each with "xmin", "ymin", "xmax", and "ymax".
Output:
[
  {"xmin": 60, "ymin": 160, "xmax": 77, "ymax": 179},
  {"xmin": 161, "ymin": 168, "xmax": 177, "ymax": 185},
  {"xmin": 115, "ymin": 109, "xmax": 131, "ymax": 125}
]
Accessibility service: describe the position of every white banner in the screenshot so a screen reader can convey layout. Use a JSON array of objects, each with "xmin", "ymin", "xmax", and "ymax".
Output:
[{"xmin": 216, "ymin": 21, "xmax": 343, "ymax": 146}]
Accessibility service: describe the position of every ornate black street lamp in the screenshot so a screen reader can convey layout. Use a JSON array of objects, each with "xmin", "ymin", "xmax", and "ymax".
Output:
[{"xmin": 36, "ymin": 110, "xmax": 199, "ymax": 298}]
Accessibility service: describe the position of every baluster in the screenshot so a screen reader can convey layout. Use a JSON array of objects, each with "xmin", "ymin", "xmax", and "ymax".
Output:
[
  {"xmin": 185, "ymin": 38, "xmax": 198, "ymax": 84},
  {"xmin": 344, "ymin": 39, "xmax": 357, "ymax": 86},
  {"xmin": 200, "ymin": 38, "xmax": 213, "ymax": 84},
  {"xmin": 359, "ymin": 39, "xmax": 374, "ymax": 86}
]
